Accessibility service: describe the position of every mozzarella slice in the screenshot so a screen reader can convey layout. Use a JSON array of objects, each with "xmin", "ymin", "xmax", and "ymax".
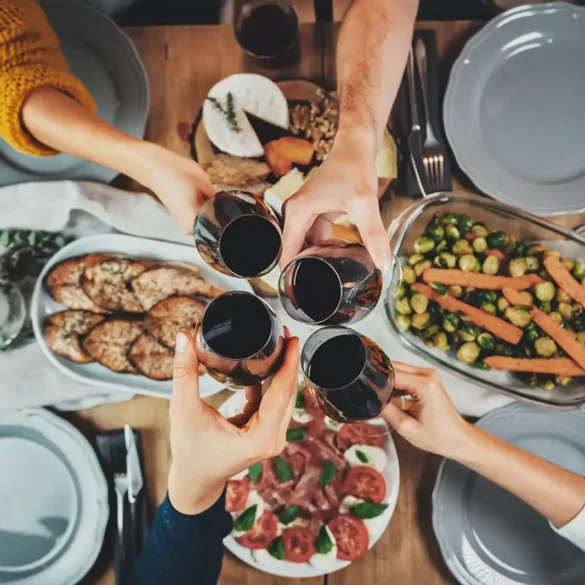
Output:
[
  {"xmin": 293, "ymin": 407, "xmax": 313, "ymax": 424},
  {"xmin": 344, "ymin": 444, "xmax": 387, "ymax": 472},
  {"xmin": 252, "ymin": 548, "xmax": 278, "ymax": 564},
  {"xmin": 203, "ymin": 74, "xmax": 288, "ymax": 157},
  {"xmin": 339, "ymin": 495, "xmax": 362, "ymax": 514},
  {"xmin": 231, "ymin": 469, "xmax": 248, "ymax": 480},
  {"xmin": 324, "ymin": 416, "xmax": 344, "ymax": 432},
  {"xmin": 340, "ymin": 495, "xmax": 386, "ymax": 535},
  {"xmin": 309, "ymin": 526, "xmax": 338, "ymax": 568},
  {"xmin": 232, "ymin": 492, "xmax": 265, "ymax": 537}
]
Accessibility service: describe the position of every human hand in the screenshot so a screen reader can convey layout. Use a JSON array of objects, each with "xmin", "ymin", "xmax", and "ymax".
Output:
[
  {"xmin": 280, "ymin": 136, "xmax": 391, "ymax": 270},
  {"xmin": 167, "ymin": 331, "xmax": 300, "ymax": 515},
  {"xmin": 382, "ymin": 362, "xmax": 472, "ymax": 459}
]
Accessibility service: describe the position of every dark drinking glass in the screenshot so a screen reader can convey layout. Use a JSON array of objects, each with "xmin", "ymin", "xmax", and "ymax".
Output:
[
  {"xmin": 194, "ymin": 190, "xmax": 282, "ymax": 278},
  {"xmin": 301, "ymin": 326, "xmax": 395, "ymax": 422},
  {"xmin": 234, "ymin": 0, "xmax": 300, "ymax": 68},
  {"xmin": 194, "ymin": 291, "xmax": 285, "ymax": 388},
  {"xmin": 279, "ymin": 240, "xmax": 382, "ymax": 325}
]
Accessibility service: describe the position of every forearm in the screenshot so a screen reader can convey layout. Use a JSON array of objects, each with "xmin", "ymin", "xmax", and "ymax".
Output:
[
  {"xmin": 335, "ymin": 0, "xmax": 418, "ymax": 153},
  {"xmin": 453, "ymin": 425, "xmax": 585, "ymax": 528}
]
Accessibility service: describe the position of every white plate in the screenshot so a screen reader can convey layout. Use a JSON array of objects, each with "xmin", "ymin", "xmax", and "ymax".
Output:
[
  {"xmin": 31, "ymin": 234, "xmax": 253, "ymax": 400},
  {"xmin": 0, "ymin": 409, "xmax": 108, "ymax": 585},
  {"xmin": 218, "ymin": 392, "xmax": 400, "ymax": 578}
]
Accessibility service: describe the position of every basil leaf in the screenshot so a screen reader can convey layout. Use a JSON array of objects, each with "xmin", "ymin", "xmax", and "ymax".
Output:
[
  {"xmin": 268, "ymin": 536, "xmax": 285, "ymax": 560},
  {"xmin": 274, "ymin": 456, "xmax": 295, "ymax": 482},
  {"xmin": 319, "ymin": 460, "xmax": 336, "ymax": 489},
  {"xmin": 286, "ymin": 427, "xmax": 306, "ymax": 442},
  {"xmin": 279, "ymin": 506, "xmax": 301, "ymax": 525},
  {"xmin": 350, "ymin": 502, "xmax": 388, "ymax": 519},
  {"xmin": 248, "ymin": 462, "xmax": 263, "ymax": 483},
  {"xmin": 233, "ymin": 505, "xmax": 257, "ymax": 532},
  {"xmin": 295, "ymin": 391, "xmax": 304, "ymax": 409},
  {"xmin": 356, "ymin": 449, "xmax": 369, "ymax": 463},
  {"xmin": 315, "ymin": 525, "xmax": 333, "ymax": 554}
]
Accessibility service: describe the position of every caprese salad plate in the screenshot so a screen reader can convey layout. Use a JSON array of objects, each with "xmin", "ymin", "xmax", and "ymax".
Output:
[{"xmin": 219, "ymin": 382, "xmax": 400, "ymax": 577}]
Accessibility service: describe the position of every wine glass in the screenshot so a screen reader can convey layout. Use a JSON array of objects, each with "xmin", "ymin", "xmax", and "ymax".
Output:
[
  {"xmin": 194, "ymin": 291, "xmax": 285, "ymax": 388},
  {"xmin": 194, "ymin": 190, "xmax": 283, "ymax": 278},
  {"xmin": 301, "ymin": 326, "xmax": 395, "ymax": 422},
  {"xmin": 278, "ymin": 239, "xmax": 383, "ymax": 325},
  {"xmin": 0, "ymin": 279, "xmax": 26, "ymax": 350}
]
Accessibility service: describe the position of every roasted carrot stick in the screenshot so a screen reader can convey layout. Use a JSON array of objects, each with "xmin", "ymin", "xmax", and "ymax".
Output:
[
  {"xmin": 421, "ymin": 269, "xmax": 544, "ymax": 291},
  {"xmin": 502, "ymin": 287, "xmax": 532, "ymax": 307},
  {"xmin": 483, "ymin": 356, "xmax": 585, "ymax": 377},
  {"xmin": 543, "ymin": 254, "xmax": 585, "ymax": 309},
  {"xmin": 412, "ymin": 283, "xmax": 523, "ymax": 344},
  {"xmin": 532, "ymin": 307, "xmax": 585, "ymax": 370}
]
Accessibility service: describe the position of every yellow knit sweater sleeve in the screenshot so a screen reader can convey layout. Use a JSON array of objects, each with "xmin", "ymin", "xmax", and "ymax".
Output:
[{"xmin": 0, "ymin": 0, "xmax": 96, "ymax": 156}]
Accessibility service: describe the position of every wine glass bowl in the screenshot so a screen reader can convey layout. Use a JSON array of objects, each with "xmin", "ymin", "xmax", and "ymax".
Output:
[{"xmin": 0, "ymin": 280, "xmax": 26, "ymax": 350}]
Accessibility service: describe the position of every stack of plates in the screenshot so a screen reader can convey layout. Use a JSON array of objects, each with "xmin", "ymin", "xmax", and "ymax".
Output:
[
  {"xmin": 0, "ymin": 409, "xmax": 108, "ymax": 585},
  {"xmin": 433, "ymin": 403, "xmax": 585, "ymax": 585}
]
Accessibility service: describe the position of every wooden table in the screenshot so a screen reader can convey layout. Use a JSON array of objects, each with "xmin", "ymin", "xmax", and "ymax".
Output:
[{"xmin": 68, "ymin": 20, "xmax": 585, "ymax": 585}]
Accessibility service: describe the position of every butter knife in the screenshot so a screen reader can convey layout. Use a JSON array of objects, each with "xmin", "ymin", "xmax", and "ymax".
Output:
[
  {"xmin": 125, "ymin": 425, "xmax": 144, "ymax": 570},
  {"xmin": 405, "ymin": 48, "xmax": 428, "ymax": 197}
]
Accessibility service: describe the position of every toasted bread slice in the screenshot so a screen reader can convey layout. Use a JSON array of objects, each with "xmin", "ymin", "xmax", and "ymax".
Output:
[
  {"xmin": 83, "ymin": 319, "xmax": 143, "ymax": 373},
  {"xmin": 49, "ymin": 284, "xmax": 110, "ymax": 314},
  {"xmin": 81, "ymin": 258, "xmax": 148, "ymax": 313},
  {"xmin": 202, "ymin": 153, "xmax": 271, "ymax": 187},
  {"xmin": 45, "ymin": 310, "xmax": 105, "ymax": 364},
  {"xmin": 128, "ymin": 334, "xmax": 175, "ymax": 380},
  {"xmin": 132, "ymin": 266, "xmax": 224, "ymax": 310},
  {"xmin": 145, "ymin": 296, "xmax": 206, "ymax": 349}
]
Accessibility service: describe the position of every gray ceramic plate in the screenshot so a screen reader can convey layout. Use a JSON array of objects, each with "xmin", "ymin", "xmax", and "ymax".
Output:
[
  {"xmin": 433, "ymin": 403, "xmax": 585, "ymax": 585},
  {"xmin": 444, "ymin": 2, "xmax": 585, "ymax": 215},
  {"xmin": 0, "ymin": 409, "xmax": 108, "ymax": 585},
  {"xmin": 0, "ymin": 0, "xmax": 149, "ymax": 187}
]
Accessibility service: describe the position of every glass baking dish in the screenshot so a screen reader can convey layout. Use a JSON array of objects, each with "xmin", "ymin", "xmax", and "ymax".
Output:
[{"xmin": 384, "ymin": 192, "xmax": 585, "ymax": 409}]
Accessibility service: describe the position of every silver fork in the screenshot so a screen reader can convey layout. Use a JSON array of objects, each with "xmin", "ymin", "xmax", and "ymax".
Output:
[
  {"xmin": 414, "ymin": 37, "xmax": 446, "ymax": 192},
  {"xmin": 114, "ymin": 471, "xmax": 128, "ymax": 574}
]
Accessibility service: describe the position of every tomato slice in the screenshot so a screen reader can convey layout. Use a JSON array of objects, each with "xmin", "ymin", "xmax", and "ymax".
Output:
[
  {"xmin": 237, "ymin": 511, "xmax": 278, "ymax": 550},
  {"xmin": 282, "ymin": 526, "xmax": 315, "ymax": 563},
  {"xmin": 328, "ymin": 514, "xmax": 369, "ymax": 561},
  {"xmin": 337, "ymin": 422, "xmax": 385, "ymax": 450},
  {"xmin": 225, "ymin": 478, "xmax": 250, "ymax": 513},
  {"xmin": 343, "ymin": 466, "xmax": 386, "ymax": 504}
]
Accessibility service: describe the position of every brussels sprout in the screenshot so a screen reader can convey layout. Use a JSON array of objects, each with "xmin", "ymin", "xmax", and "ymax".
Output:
[
  {"xmin": 435, "ymin": 240, "xmax": 449, "ymax": 254},
  {"xmin": 573, "ymin": 304, "xmax": 583, "ymax": 317},
  {"xmin": 396, "ymin": 297, "xmax": 412, "ymax": 315},
  {"xmin": 523, "ymin": 323, "xmax": 539, "ymax": 342},
  {"xmin": 481, "ymin": 303, "xmax": 497, "ymax": 315},
  {"xmin": 410, "ymin": 292, "xmax": 429, "ymax": 315},
  {"xmin": 432, "ymin": 331, "xmax": 450, "ymax": 350},
  {"xmin": 495, "ymin": 342, "xmax": 514, "ymax": 357},
  {"xmin": 434, "ymin": 252, "xmax": 457, "ymax": 269},
  {"xmin": 535, "ymin": 281, "xmax": 555, "ymax": 302},
  {"xmin": 539, "ymin": 378, "xmax": 556, "ymax": 391},
  {"xmin": 472, "ymin": 237, "xmax": 488, "ymax": 254},
  {"xmin": 445, "ymin": 224, "xmax": 461, "ymax": 241},
  {"xmin": 486, "ymin": 231, "xmax": 509, "ymax": 250},
  {"xmin": 534, "ymin": 337, "xmax": 557, "ymax": 357},
  {"xmin": 516, "ymin": 342, "xmax": 534, "ymax": 359},
  {"xmin": 549, "ymin": 312, "xmax": 563, "ymax": 324},
  {"xmin": 505, "ymin": 307, "xmax": 532, "ymax": 327},
  {"xmin": 474, "ymin": 361, "xmax": 491, "ymax": 371},
  {"xmin": 459, "ymin": 322, "xmax": 480, "ymax": 342},
  {"xmin": 430, "ymin": 282, "xmax": 449, "ymax": 295},
  {"xmin": 414, "ymin": 260, "xmax": 432, "ymax": 277},
  {"xmin": 513, "ymin": 291, "xmax": 533, "ymax": 305},
  {"xmin": 408, "ymin": 253, "xmax": 424, "ymax": 266},
  {"xmin": 525, "ymin": 256, "xmax": 540, "ymax": 272},
  {"xmin": 477, "ymin": 332, "xmax": 494, "ymax": 350},
  {"xmin": 518, "ymin": 372, "xmax": 538, "ymax": 387},
  {"xmin": 514, "ymin": 239, "xmax": 528, "ymax": 258},
  {"xmin": 476, "ymin": 290, "xmax": 497, "ymax": 304},
  {"xmin": 443, "ymin": 313, "xmax": 460, "ymax": 333},
  {"xmin": 572, "ymin": 262, "xmax": 585, "ymax": 281},
  {"xmin": 458, "ymin": 215, "xmax": 474, "ymax": 234},
  {"xmin": 426, "ymin": 222, "xmax": 445, "ymax": 242},
  {"xmin": 558, "ymin": 302, "xmax": 573, "ymax": 320},
  {"xmin": 459, "ymin": 254, "xmax": 481, "ymax": 273},
  {"xmin": 449, "ymin": 285, "xmax": 463, "ymax": 298},
  {"xmin": 562, "ymin": 257, "xmax": 575, "ymax": 271},
  {"xmin": 452, "ymin": 239, "xmax": 473, "ymax": 255},
  {"xmin": 539, "ymin": 269, "xmax": 553, "ymax": 282},
  {"xmin": 497, "ymin": 297, "xmax": 510, "ymax": 313},
  {"xmin": 556, "ymin": 289, "xmax": 571, "ymax": 304},
  {"xmin": 482, "ymin": 256, "xmax": 500, "ymax": 275},
  {"xmin": 396, "ymin": 314, "xmax": 412, "ymax": 332},
  {"xmin": 536, "ymin": 300, "xmax": 552, "ymax": 313},
  {"xmin": 555, "ymin": 376, "xmax": 573, "ymax": 387},
  {"xmin": 508, "ymin": 258, "xmax": 527, "ymax": 277},
  {"xmin": 527, "ymin": 243, "xmax": 548, "ymax": 255},
  {"xmin": 441, "ymin": 212, "xmax": 460, "ymax": 226},
  {"xmin": 402, "ymin": 265, "xmax": 416, "ymax": 284},
  {"xmin": 471, "ymin": 222, "xmax": 489, "ymax": 238},
  {"xmin": 457, "ymin": 342, "xmax": 480, "ymax": 364},
  {"xmin": 544, "ymin": 250, "xmax": 560, "ymax": 260},
  {"xmin": 395, "ymin": 282, "xmax": 406, "ymax": 300},
  {"xmin": 504, "ymin": 235, "xmax": 517, "ymax": 255},
  {"xmin": 412, "ymin": 312, "xmax": 431, "ymax": 330},
  {"xmin": 413, "ymin": 236, "xmax": 435, "ymax": 255},
  {"xmin": 419, "ymin": 324, "xmax": 439, "ymax": 340},
  {"xmin": 576, "ymin": 332, "xmax": 585, "ymax": 345}
]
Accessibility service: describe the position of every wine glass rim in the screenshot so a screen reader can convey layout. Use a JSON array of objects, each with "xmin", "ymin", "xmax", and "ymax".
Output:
[
  {"xmin": 301, "ymin": 326, "xmax": 368, "ymax": 390},
  {"xmin": 278, "ymin": 255, "xmax": 343, "ymax": 324},
  {"xmin": 200, "ymin": 290, "xmax": 279, "ymax": 361}
]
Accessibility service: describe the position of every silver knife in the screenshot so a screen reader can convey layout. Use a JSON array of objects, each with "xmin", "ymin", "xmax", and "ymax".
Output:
[
  {"xmin": 125, "ymin": 425, "xmax": 143, "ymax": 568},
  {"xmin": 405, "ymin": 48, "xmax": 428, "ymax": 197}
]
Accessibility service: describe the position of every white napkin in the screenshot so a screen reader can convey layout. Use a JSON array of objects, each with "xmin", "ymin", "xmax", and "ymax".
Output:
[{"xmin": 0, "ymin": 180, "xmax": 513, "ymax": 416}]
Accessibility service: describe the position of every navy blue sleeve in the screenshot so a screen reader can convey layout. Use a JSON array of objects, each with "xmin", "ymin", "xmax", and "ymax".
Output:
[{"xmin": 127, "ymin": 491, "xmax": 233, "ymax": 585}]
